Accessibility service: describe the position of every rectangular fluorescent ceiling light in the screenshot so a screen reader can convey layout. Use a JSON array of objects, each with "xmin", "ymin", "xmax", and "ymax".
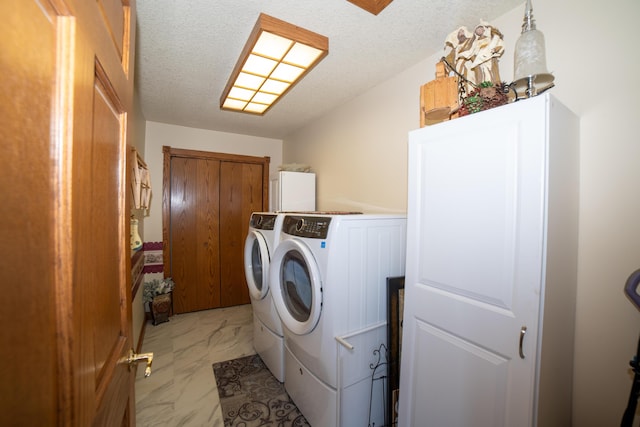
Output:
[{"xmin": 220, "ymin": 13, "xmax": 329, "ymax": 115}]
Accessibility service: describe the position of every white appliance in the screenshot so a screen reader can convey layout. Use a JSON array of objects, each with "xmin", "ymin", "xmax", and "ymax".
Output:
[
  {"xmin": 399, "ymin": 94, "xmax": 579, "ymax": 427},
  {"xmin": 244, "ymin": 212, "xmax": 285, "ymax": 382},
  {"xmin": 269, "ymin": 171, "xmax": 316, "ymax": 211},
  {"xmin": 269, "ymin": 213, "xmax": 406, "ymax": 427}
]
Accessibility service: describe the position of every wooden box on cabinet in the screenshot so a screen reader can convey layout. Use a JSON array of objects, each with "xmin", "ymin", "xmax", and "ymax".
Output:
[{"xmin": 420, "ymin": 61, "xmax": 459, "ymax": 127}]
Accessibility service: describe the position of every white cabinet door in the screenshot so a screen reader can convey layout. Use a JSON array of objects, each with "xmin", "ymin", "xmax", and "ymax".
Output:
[{"xmin": 399, "ymin": 96, "xmax": 552, "ymax": 427}]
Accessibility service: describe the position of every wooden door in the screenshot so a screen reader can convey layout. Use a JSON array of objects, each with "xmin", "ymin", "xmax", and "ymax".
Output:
[
  {"xmin": 163, "ymin": 148, "xmax": 269, "ymax": 313},
  {"xmin": 1, "ymin": 0, "xmax": 137, "ymax": 425},
  {"xmin": 220, "ymin": 161, "xmax": 265, "ymax": 307},
  {"xmin": 169, "ymin": 156, "xmax": 222, "ymax": 313},
  {"xmin": 399, "ymin": 99, "xmax": 547, "ymax": 427}
]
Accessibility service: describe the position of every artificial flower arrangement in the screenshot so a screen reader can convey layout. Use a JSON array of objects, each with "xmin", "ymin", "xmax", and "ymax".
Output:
[
  {"xmin": 142, "ymin": 277, "xmax": 175, "ymax": 305},
  {"xmin": 458, "ymin": 81, "xmax": 510, "ymax": 116}
]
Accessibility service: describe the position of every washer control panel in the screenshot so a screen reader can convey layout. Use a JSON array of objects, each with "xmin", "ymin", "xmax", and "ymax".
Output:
[
  {"xmin": 282, "ymin": 215, "xmax": 331, "ymax": 239},
  {"xmin": 250, "ymin": 213, "xmax": 277, "ymax": 230}
]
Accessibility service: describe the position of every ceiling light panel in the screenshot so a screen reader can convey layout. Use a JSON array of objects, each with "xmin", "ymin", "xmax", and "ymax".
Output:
[
  {"xmin": 252, "ymin": 92, "xmax": 278, "ymax": 104},
  {"xmin": 228, "ymin": 87, "xmax": 255, "ymax": 101},
  {"xmin": 222, "ymin": 99, "xmax": 247, "ymax": 110},
  {"xmin": 245, "ymin": 103, "xmax": 269, "ymax": 114},
  {"xmin": 242, "ymin": 54, "xmax": 278, "ymax": 77},
  {"xmin": 271, "ymin": 63, "xmax": 305, "ymax": 83},
  {"xmin": 253, "ymin": 32, "xmax": 292, "ymax": 60},
  {"xmin": 261, "ymin": 79, "xmax": 290, "ymax": 95},
  {"xmin": 220, "ymin": 13, "xmax": 329, "ymax": 115},
  {"xmin": 284, "ymin": 43, "xmax": 324, "ymax": 68},
  {"xmin": 235, "ymin": 72, "xmax": 265, "ymax": 90}
]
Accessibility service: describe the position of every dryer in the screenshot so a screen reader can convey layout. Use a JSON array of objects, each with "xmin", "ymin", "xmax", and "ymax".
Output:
[
  {"xmin": 269, "ymin": 213, "xmax": 406, "ymax": 427},
  {"xmin": 244, "ymin": 212, "xmax": 285, "ymax": 382}
]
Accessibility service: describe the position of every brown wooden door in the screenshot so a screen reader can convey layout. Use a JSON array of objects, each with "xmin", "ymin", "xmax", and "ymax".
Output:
[
  {"xmin": 220, "ymin": 162, "xmax": 266, "ymax": 306},
  {"xmin": 1, "ymin": 1, "xmax": 137, "ymax": 425},
  {"xmin": 163, "ymin": 148, "xmax": 269, "ymax": 313},
  {"xmin": 169, "ymin": 156, "xmax": 222, "ymax": 313}
]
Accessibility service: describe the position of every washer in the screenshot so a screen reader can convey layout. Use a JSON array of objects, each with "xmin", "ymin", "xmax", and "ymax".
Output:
[
  {"xmin": 269, "ymin": 213, "xmax": 406, "ymax": 427},
  {"xmin": 244, "ymin": 212, "xmax": 285, "ymax": 382}
]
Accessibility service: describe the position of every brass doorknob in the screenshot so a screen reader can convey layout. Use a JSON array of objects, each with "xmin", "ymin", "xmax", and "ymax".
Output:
[{"xmin": 126, "ymin": 349, "xmax": 154, "ymax": 377}]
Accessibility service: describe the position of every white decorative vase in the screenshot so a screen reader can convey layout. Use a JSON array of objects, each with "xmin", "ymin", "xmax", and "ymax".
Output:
[{"xmin": 131, "ymin": 217, "xmax": 142, "ymax": 251}]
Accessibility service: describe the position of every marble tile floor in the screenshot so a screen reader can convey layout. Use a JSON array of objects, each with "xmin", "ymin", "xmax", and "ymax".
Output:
[{"xmin": 135, "ymin": 304, "xmax": 254, "ymax": 426}]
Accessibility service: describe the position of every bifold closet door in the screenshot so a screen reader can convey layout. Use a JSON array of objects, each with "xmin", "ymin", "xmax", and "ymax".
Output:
[
  {"xmin": 219, "ymin": 161, "xmax": 265, "ymax": 307},
  {"xmin": 170, "ymin": 156, "xmax": 221, "ymax": 313}
]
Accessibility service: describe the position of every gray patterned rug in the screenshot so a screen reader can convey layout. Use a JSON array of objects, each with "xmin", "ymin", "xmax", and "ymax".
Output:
[{"xmin": 213, "ymin": 354, "xmax": 310, "ymax": 427}]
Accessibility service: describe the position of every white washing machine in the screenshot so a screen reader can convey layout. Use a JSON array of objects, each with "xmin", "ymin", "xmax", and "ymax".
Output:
[
  {"xmin": 244, "ymin": 212, "xmax": 285, "ymax": 382},
  {"xmin": 269, "ymin": 213, "xmax": 406, "ymax": 427}
]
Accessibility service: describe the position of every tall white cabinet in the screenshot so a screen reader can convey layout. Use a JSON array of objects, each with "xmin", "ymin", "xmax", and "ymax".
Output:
[{"xmin": 399, "ymin": 94, "xmax": 579, "ymax": 427}]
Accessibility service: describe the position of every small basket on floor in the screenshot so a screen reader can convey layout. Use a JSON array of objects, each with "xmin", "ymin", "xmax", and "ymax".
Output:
[{"xmin": 149, "ymin": 293, "xmax": 172, "ymax": 325}]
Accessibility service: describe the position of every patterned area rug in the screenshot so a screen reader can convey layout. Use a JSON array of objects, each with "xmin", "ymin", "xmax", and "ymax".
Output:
[{"xmin": 213, "ymin": 354, "xmax": 310, "ymax": 427}]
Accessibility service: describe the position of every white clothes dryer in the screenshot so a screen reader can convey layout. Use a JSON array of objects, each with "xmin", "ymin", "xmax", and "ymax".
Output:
[
  {"xmin": 244, "ymin": 212, "xmax": 285, "ymax": 382},
  {"xmin": 269, "ymin": 213, "xmax": 406, "ymax": 427}
]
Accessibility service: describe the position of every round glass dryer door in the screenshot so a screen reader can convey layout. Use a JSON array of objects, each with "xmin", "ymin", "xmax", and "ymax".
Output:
[
  {"xmin": 270, "ymin": 239, "xmax": 322, "ymax": 335},
  {"xmin": 243, "ymin": 230, "xmax": 270, "ymax": 301}
]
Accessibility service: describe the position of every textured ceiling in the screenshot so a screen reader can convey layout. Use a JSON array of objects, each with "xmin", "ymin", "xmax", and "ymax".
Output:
[{"xmin": 135, "ymin": 0, "xmax": 522, "ymax": 139}]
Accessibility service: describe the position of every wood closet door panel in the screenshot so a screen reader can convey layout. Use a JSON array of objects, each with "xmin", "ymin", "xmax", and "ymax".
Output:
[
  {"xmin": 170, "ymin": 157, "xmax": 221, "ymax": 313},
  {"xmin": 195, "ymin": 159, "xmax": 221, "ymax": 309},
  {"xmin": 219, "ymin": 162, "xmax": 265, "ymax": 307},
  {"xmin": 170, "ymin": 156, "xmax": 198, "ymax": 313}
]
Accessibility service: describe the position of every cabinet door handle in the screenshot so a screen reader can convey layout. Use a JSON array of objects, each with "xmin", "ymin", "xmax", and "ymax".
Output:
[{"xmin": 519, "ymin": 326, "xmax": 527, "ymax": 359}]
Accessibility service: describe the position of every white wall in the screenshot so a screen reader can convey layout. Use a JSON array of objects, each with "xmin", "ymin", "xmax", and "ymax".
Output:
[
  {"xmin": 142, "ymin": 121, "xmax": 283, "ymax": 242},
  {"xmin": 283, "ymin": 0, "xmax": 640, "ymax": 425}
]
